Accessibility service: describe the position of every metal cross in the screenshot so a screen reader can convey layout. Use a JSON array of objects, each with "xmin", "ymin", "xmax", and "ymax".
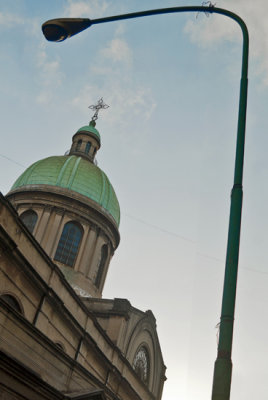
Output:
[{"xmin": 88, "ymin": 98, "xmax": 109, "ymax": 122}]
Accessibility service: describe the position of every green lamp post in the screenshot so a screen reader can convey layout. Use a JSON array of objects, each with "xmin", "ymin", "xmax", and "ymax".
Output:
[{"xmin": 42, "ymin": 6, "xmax": 249, "ymax": 400}]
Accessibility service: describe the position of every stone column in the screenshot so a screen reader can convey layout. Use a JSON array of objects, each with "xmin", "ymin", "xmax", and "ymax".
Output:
[
  {"xmin": 40, "ymin": 209, "xmax": 65, "ymax": 257},
  {"xmin": 35, "ymin": 207, "xmax": 52, "ymax": 244},
  {"xmin": 74, "ymin": 224, "xmax": 89, "ymax": 272}
]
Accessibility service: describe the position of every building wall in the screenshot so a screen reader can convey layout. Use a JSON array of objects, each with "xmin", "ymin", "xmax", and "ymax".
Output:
[
  {"xmin": 0, "ymin": 195, "xmax": 165, "ymax": 400},
  {"xmin": 82, "ymin": 298, "xmax": 166, "ymax": 399}
]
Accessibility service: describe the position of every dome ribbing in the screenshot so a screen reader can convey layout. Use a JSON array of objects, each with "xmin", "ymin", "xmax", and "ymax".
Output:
[{"xmin": 11, "ymin": 155, "xmax": 120, "ymax": 226}]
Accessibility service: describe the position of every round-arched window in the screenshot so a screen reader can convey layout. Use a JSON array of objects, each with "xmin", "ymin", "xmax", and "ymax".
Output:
[
  {"xmin": 20, "ymin": 210, "xmax": 38, "ymax": 233},
  {"xmin": 133, "ymin": 346, "xmax": 150, "ymax": 384},
  {"xmin": 76, "ymin": 139, "xmax": 82, "ymax": 151},
  {"xmin": 85, "ymin": 141, "xmax": 91, "ymax": 155},
  {"xmin": 54, "ymin": 221, "xmax": 83, "ymax": 267},
  {"xmin": 0, "ymin": 294, "xmax": 23, "ymax": 314},
  {"xmin": 55, "ymin": 342, "xmax": 65, "ymax": 352}
]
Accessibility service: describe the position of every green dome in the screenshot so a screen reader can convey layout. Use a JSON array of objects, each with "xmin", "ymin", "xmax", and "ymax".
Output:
[
  {"xmin": 11, "ymin": 155, "xmax": 120, "ymax": 226},
  {"xmin": 77, "ymin": 125, "xmax": 101, "ymax": 141}
]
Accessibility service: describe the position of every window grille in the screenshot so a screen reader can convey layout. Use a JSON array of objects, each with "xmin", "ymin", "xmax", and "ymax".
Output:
[
  {"xmin": 133, "ymin": 346, "xmax": 150, "ymax": 384},
  {"xmin": 54, "ymin": 221, "xmax": 83, "ymax": 267}
]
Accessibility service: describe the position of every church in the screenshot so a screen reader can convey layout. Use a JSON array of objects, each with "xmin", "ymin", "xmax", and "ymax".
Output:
[{"xmin": 0, "ymin": 101, "xmax": 166, "ymax": 400}]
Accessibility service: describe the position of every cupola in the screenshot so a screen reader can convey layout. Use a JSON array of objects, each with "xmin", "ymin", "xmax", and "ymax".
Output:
[
  {"xmin": 69, "ymin": 120, "xmax": 101, "ymax": 163},
  {"xmin": 6, "ymin": 101, "xmax": 120, "ymax": 298}
]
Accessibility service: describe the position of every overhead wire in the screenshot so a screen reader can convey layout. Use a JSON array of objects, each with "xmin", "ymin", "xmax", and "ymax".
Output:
[
  {"xmin": 1, "ymin": 153, "xmax": 267, "ymax": 276},
  {"xmin": 0, "ymin": 154, "xmax": 25, "ymax": 168}
]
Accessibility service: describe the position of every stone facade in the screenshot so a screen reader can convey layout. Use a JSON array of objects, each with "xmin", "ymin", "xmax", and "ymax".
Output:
[{"xmin": 0, "ymin": 121, "xmax": 166, "ymax": 400}]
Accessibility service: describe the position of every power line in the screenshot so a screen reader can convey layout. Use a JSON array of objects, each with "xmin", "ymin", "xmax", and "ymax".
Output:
[
  {"xmin": 1, "ymin": 154, "xmax": 267, "ymax": 277},
  {"xmin": 124, "ymin": 213, "xmax": 268, "ymax": 276},
  {"xmin": 124, "ymin": 212, "xmax": 196, "ymax": 243},
  {"xmin": 0, "ymin": 154, "xmax": 25, "ymax": 168}
]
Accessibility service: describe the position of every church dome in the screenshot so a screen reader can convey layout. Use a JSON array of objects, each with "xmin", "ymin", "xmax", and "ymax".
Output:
[
  {"xmin": 10, "ymin": 155, "xmax": 120, "ymax": 226},
  {"xmin": 77, "ymin": 125, "xmax": 101, "ymax": 142}
]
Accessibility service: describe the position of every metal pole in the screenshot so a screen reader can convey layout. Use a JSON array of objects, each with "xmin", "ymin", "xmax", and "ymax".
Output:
[
  {"xmin": 211, "ymin": 15, "xmax": 249, "ymax": 400},
  {"xmin": 90, "ymin": 9, "xmax": 249, "ymax": 398},
  {"xmin": 43, "ymin": 7, "xmax": 249, "ymax": 399}
]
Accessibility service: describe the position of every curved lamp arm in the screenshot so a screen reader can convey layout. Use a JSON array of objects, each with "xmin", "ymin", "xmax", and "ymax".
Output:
[{"xmin": 42, "ymin": 6, "xmax": 249, "ymax": 400}]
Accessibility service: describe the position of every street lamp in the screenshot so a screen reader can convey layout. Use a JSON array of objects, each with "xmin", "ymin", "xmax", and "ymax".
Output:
[{"xmin": 42, "ymin": 6, "xmax": 249, "ymax": 400}]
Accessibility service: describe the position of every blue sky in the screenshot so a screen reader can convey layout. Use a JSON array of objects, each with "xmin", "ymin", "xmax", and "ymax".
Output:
[{"xmin": 1, "ymin": 1, "xmax": 268, "ymax": 399}]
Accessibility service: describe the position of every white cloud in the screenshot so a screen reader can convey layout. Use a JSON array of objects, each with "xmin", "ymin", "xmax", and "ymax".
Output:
[
  {"xmin": 0, "ymin": 11, "xmax": 41, "ymax": 39},
  {"xmin": 0, "ymin": 10, "xmax": 63, "ymax": 104},
  {"xmin": 101, "ymin": 38, "xmax": 132, "ymax": 64},
  {"xmin": 64, "ymin": 0, "xmax": 109, "ymax": 18},
  {"xmin": 184, "ymin": 14, "xmax": 239, "ymax": 48},
  {"xmin": 71, "ymin": 21, "xmax": 156, "ymax": 128},
  {"xmin": 36, "ymin": 43, "xmax": 63, "ymax": 104},
  {"xmin": 72, "ymin": 82, "xmax": 156, "ymax": 128},
  {"xmin": 0, "ymin": 12, "xmax": 24, "ymax": 27},
  {"xmin": 114, "ymin": 23, "xmax": 126, "ymax": 37},
  {"xmin": 183, "ymin": 0, "xmax": 268, "ymax": 85},
  {"xmin": 36, "ymin": 91, "xmax": 53, "ymax": 104}
]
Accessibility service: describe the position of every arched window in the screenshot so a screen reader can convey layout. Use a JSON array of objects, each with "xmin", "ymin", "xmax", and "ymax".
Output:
[
  {"xmin": 55, "ymin": 342, "xmax": 65, "ymax": 352},
  {"xmin": 133, "ymin": 346, "xmax": 150, "ymax": 384},
  {"xmin": 76, "ymin": 139, "xmax": 82, "ymax": 151},
  {"xmin": 20, "ymin": 210, "xmax": 38, "ymax": 233},
  {"xmin": 85, "ymin": 141, "xmax": 91, "ymax": 154},
  {"xmin": 95, "ymin": 244, "xmax": 108, "ymax": 288},
  {"xmin": 0, "ymin": 294, "xmax": 23, "ymax": 314},
  {"xmin": 54, "ymin": 221, "xmax": 83, "ymax": 267}
]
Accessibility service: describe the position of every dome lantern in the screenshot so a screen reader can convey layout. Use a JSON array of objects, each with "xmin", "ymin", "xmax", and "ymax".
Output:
[
  {"xmin": 69, "ymin": 120, "xmax": 101, "ymax": 162},
  {"xmin": 69, "ymin": 98, "xmax": 109, "ymax": 163}
]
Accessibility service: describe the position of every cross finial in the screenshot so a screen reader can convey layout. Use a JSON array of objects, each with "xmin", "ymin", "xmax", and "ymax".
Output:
[{"xmin": 88, "ymin": 98, "xmax": 109, "ymax": 123}]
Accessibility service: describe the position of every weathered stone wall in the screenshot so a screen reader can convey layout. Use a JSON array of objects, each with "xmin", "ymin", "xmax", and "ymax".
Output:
[{"xmin": 0, "ymin": 195, "xmax": 161, "ymax": 400}]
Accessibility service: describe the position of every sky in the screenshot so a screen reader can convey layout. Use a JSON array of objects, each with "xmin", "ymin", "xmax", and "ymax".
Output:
[{"xmin": 1, "ymin": 0, "xmax": 268, "ymax": 399}]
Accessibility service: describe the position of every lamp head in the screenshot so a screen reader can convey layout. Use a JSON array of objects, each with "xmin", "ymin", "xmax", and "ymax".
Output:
[{"xmin": 42, "ymin": 18, "xmax": 92, "ymax": 42}]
